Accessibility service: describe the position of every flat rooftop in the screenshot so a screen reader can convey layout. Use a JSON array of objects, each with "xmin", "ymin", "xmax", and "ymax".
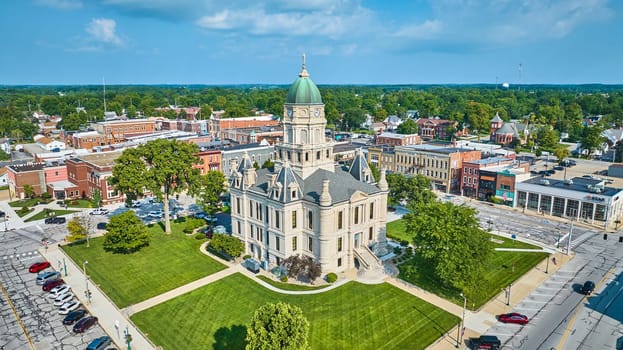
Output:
[
  {"xmin": 522, "ymin": 176, "xmax": 621, "ymax": 197},
  {"xmin": 72, "ymin": 151, "xmax": 122, "ymax": 167}
]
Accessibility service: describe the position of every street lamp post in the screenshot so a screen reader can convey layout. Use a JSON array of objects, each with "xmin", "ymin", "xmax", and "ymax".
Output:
[
  {"xmin": 124, "ymin": 325, "xmax": 133, "ymax": 350},
  {"xmin": 545, "ymin": 253, "xmax": 550, "ymax": 274},
  {"xmin": 457, "ymin": 293, "xmax": 467, "ymax": 347},
  {"xmin": 566, "ymin": 209, "xmax": 577, "ymax": 255},
  {"xmin": 506, "ymin": 284, "xmax": 512, "ymax": 306},
  {"xmin": 62, "ymin": 257, "xmax": 67, "ymax": 277},
  {"xmin": 83, "ymin": 261, "xmax": 91, "ymax": 304}
]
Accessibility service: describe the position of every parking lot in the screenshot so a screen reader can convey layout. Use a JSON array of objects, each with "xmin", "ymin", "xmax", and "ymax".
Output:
[{"xmin": 0, "ymin": 228, "xmax": 111, "ymax": 350}]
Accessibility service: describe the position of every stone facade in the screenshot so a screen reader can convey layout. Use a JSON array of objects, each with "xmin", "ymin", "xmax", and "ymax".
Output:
[{"xmin": 229, "ymin": 61, "xmax": 389, "ymax": 274}]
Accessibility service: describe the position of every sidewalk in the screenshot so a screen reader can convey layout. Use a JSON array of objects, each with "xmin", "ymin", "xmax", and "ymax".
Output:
[{"xmin": 41, "ymin": 243, "xmax": 155, "ymax": 350}]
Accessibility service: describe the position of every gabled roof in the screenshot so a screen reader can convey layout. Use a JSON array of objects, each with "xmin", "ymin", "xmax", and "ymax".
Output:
[
  {"xmin": 349, "ymin": 148, "xmax": 374, "ymax": 183},
  {"xmin": 272, "ymin": 162, "xmax": 302, "ymax": 203},
  {"xmin": 491, "ymin": 113, "xmax": 503, "ymax": 122}
]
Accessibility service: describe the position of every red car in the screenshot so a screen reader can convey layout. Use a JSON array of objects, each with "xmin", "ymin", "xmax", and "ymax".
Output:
[
  {"xmin": 29, "ymin": 261, "xmax": 51, "ymax": 273},
  {"xmin": 73, "ymin": 316, "xmax": 98, "ymax": 333},
  {"xmin": 42, "ymin": 279, "xmax": 65, "ymax": 292},
  {"xmin": 498, "ymin": 312, "xmax": 529, "ymax": 325}
]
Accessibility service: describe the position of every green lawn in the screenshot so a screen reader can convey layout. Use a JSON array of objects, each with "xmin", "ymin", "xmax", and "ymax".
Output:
[
  {"xmin": 386, "ymin": 219, "xmax": 410, "ymax": 242},
  {"xmin": 398, "ymin": 250, "xmax": 548, "ymax": 310},
  {"xmin": 256, "ymin": 275, "xmax": 329, "ymax": 291},
  {"xmin": 64, "ymin": 199, "xmax": 94, "ymax": 208},
  {"xmin": 388, "ymin": 219, "xmax": 543, "ymax": 250},
  {"xmin": 25, "ymin": 209, "xmax": 80, "ymax": 222},
  {"xmin": 9, "ymin": 198, "xmax": 50, "ymax": 207},
  {"xmin": 62, "ymin": 222, "xmax": 227, "ymax": 308},
  {"xmin": 132, "ymin": 273, "xmax": 459, "ymax": 350}
]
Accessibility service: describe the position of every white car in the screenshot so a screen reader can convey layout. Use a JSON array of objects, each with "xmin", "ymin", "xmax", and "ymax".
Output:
[
  {"xmin": 54, "ymin": 292, "xmax": 74, "ymax": 306},
  {"xmin": 89, "ymin": 208, "xmax": 109, "ymax": 215},
  {"xmin": 49, "ymin": 284, "xmax": 71, "ymax": 299},
  {"xmin": 58, "ymin": 300, "xmax": 81, "ymax": 315},
  {"xmin": 148, "ymin": 211, "xmax": 163, "ymax": 218},
  {"xmin": 213, "ymin": 225, "xmax": 227, "ymax": 234}
]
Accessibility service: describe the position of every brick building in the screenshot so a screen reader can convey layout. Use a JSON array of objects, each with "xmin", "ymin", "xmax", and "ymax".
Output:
[
  {"xmin": 374, "ymin": 132, "xmax": 420, "ymax": 146},
  {"xmin": 195, "ymin": 150, "xmax": 222, "ymax": 174},
  {"xmin": 93, "ymin": 119, "xmax": 157, "ymax": 146},
  {"xmin": 7, "ymin": 163, "xmax": 47, "ymax": 199},
  {"xmin": 66, "ymin": 152, "xmax": 123, "ymax": 205},
  {"xmin": 209, "ymin": 115, "xmax": 278, "ymax": 137}
]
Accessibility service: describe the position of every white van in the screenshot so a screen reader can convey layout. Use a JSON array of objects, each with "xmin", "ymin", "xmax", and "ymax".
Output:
[
  {"xmin": 49, "ymin": 284, "xmax": 71, "ymax": 299},
  {"xmin": 36, "ymin": 271, "xmax": 61, "ymax": 285}
]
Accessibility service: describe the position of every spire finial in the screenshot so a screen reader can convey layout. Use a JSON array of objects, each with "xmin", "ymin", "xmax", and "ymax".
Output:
[{"xmin": 299, "ymin": 53, "xmax": 309, "ymax": 78}]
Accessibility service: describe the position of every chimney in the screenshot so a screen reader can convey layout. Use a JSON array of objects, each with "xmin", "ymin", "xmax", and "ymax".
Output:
[
  {"xmin": 319, "ymin": 179, "xmax": 332, "ymax": 206},
  {"xmin": 378, "ymin": 168, "xmax": 388, "ymax": 191}
]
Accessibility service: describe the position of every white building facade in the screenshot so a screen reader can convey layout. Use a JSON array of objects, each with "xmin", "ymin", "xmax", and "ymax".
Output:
[{"xmin": 230, "ymin": 60, "xmax": 389, "ymax": 273}]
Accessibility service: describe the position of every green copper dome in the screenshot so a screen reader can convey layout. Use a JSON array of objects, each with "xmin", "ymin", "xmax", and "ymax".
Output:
[{"xmin": 285, "ymin": 61, "xmax": 322, "ymax": 104}]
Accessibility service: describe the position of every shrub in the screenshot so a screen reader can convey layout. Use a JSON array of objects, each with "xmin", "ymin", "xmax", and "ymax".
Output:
[
  {"xmin": 400, "ymin": 240, "xmax": 409, "ymax": 247},
  {"xmin": 393, "ymin": 246, "xmax": 402, "ymax": 255},
  {"xmin": 326, "ymin": 272, "xmax": 338, "ymax": 283},
  {"xmin": 243, "ymin": 254, "xmax": 252, "ymax": 260},
  {"xmin": 40, "ymin": 192, "xmax": 52, "ymax": 200},
  {"xmin": 280, "ymin": 275, "xmax": 288, "ymax": 282},
  {"xmin": 18, "ymin": 206, "xmax": 31, "ymax": 215},
  {"xmin": 194, "ymin": 233, "xmax": 206, "ymax": 240}
]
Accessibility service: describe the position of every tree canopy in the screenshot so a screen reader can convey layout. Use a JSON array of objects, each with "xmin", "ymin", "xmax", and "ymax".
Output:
[
  {"xmin": 396, "ymin": 118, "xmax": 418, "ymax": 134},
  {"xmin": 209, "ymin": 233, "xmax": 244, "ymax": 259},
  {"xmin": 111, "ymin": 139, "xmax": 202, "ymax": 233},
  {"xmin": 246, "ymin": 302, "xmax": 310, "ymax": 350},
  {"xmin": 404, "ymin": 201, "xmax": 493, "ymax": 298},
  {"xmin": 198, "ymin": 171, "xmax": 226, "ymax": 216},
  {"xmin": 386, "ymin": 173, "xmax": 436, "ymax": 208},
  {"xmin": 103, "ymin": 211, "xmax": 150, "ymax": 253}
]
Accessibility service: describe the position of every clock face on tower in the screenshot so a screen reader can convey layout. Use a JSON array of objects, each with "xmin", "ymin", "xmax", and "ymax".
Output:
[
  {"xmin": 314, "ymin": 108, "xmax": 320, "ymax": 117},
  {"xmin": 287, "ymin": 108, "xmax": 293, "ymax": 118}
]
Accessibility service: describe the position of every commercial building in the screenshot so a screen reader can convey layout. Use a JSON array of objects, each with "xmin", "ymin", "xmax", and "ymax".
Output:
[
  {"xmin": 65, "ymin": 152, "xmax": 123, "ymax": 205},
  {"xmin": 515, "ymin": 176, "xmax": 623, "ymax": 229},
  {"xmin": 230, "ymin": 61, "xmax": 389, "ymax": 274},
  {"xmin": 374, "ymin": 132, "xmax": 420, "ymax": 146}
]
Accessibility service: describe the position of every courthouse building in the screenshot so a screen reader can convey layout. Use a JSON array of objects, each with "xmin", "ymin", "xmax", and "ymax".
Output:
[{"xmin": 229, "ymin": 60, "xmax": 389, "ymax": 273}]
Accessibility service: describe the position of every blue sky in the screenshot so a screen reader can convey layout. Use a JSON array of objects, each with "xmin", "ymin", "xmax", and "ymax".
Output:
[{"xmin": 1, "ymin": 0, "xmax": 622, "ymax": 85}]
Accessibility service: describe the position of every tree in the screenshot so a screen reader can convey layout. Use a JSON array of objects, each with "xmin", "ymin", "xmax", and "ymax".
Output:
[
  {"xmin": 396, "ymin": 119, "xmax": 418, "ymax": 135},
  {"xmin": 262, "ymin": 159, "xmax": 275, "ymax": 171},
  {"xmin": 0, "ymin": 150, "xmax": 9, "ymax": 161},
  {"xmin": 23, "ymin": 184, "xmax": 35, "ymax": 199},
  {"xmin": 404, "ymin": 201, "xmax": 493, "ymax": 297},
  {"xmin": 111, "ymin": 139, "xmax": 202, "ymax": 234},
  {"xmin": 386, "ymin": 173, "xmax": 435, "ymax": 207},
  {"xmin": 465, "ymin": 101, "xmax": 494, "ymax": 136},
  {"xmin": 66, "ymin": 217, "xmax": 87, "ymax": 242},
  {"xmin": 553, "ymin": 145, "xmax": 571, "ymax": 163},
  {"xmin": 103, "ymin": 211, "xmax": 149, "ymax": 253},
  {"xmin": 580, "ymin": 125, "xmax": 606, "ymax": 158},
  {"xmin": 198, "ymin": 171, "xmax": 226, "ymax": 216},
  {"xmin": 282, "ymin": 255, "xmax": 322, "ymax": 282},
  {"xmin": 246, "ymin": 302, "xmax": 310, "ymax": 350},
  {"xmin": 209, "ymin": 233, "xmax": 244, "ymax": 258},
  {"xmin": 535, "ymin": 126, "xmax": 559, "ymax": 149},
  {"xmin": 368, "ymin": 162, "xmax": 380, "ymax": 183},
  {"xmin": 91, "ymin": 189, "xmax": 102, "ymax": 208}
]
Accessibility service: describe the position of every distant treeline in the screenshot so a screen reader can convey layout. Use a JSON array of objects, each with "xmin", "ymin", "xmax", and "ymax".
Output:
[{"xmin": 0, "ymin": 84, "xmax": 622, "ymax": 144}]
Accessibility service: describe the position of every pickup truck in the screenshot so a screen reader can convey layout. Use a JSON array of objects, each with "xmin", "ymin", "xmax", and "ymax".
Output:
[{"xmin": 469, "ymin": 335, "xmax": 501, "ymax": 349}]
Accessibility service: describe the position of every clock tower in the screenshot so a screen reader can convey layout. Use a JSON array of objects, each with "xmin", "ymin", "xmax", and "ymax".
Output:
[{"xmin": 276, "ymin": 55, "xmax": 334, "ymax": 179}]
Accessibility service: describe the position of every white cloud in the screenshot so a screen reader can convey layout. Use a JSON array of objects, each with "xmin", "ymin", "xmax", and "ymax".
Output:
[
  {"xmin": 394, "ymin": 20, "xmax": 442, "ymax": 40},
  {"xmin": 86, "ymin": 18, "xmax": 123, "ymax": 46},
  {"xmin": 37, "ymin": 0, "xmax": 83, "ymax": 9}
]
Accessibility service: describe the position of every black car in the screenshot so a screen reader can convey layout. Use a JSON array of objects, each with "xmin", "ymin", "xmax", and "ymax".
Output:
[
  {"xmin": 96, "ymin": 222, "xmax": 107, "ymax": 230},
  {"xmin": 581, "ymin": 280, "xmax": 595, "ymax": 295},
  {"xmin": 62, "ymin": 309, "xmax": 88, "ymax": 325},
  {"xmin": 45, "ymin": 216, "xmax": 66, "ymax": 224},
  {"xmin": 469, "ymin": 335, "xmax": 501, "ymax": 349},
  {"xmin": 0, "ymin": 210, "xmax": 5, "ymax": 218},
  {"xmin": 73, "ymin": 316, "xmax": 98, "ymax": 333}
]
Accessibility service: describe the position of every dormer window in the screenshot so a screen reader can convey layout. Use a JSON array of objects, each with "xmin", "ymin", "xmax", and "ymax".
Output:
[{"xmin": 292, "ymin": 190, "xmax": 297, "ymax": 199}]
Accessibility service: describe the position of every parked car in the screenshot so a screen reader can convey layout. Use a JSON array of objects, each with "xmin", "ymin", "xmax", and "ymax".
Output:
[
  {"xmin": 148, "ymin": 210, "xmax": 163, "ymax": 218},
  {"xmin": 213, "ymin": 225, "xmax": 227, "ymax": 234},
  {"xmin": 73, "ymin": 316, "xmax": 98, "ymax": 333},
  {"xmin": 469, "ymin": 335, "xmax": 501, "ymax": 349},
  {"xmin": 49, "ymin": 284, "xmax": 71, "ymax": 299},
  {"xmin": 42, "ymin": 278, "xmax": 65, "ymax": 292},
  {"xmin": 581, "ymin": 280, "xmax": 595, "ymax": 295},
  {"xmin": 36, "ymin": 271, "xmax": 61, "ymax": 285},
  {"xmin": 96, "ymin": 222, "xmax": 107, "ymax": 230},
  {"xmin": 56, "ymin": 200, "xmax": 66, "ymax": 206},
  {"xmin": 553, "ymin": 165, "xmax": 565, "ymax": 171},
  {"xmin": 0, "ymin": 210, "xmax": 5, "ymax": 218},
  {"xmin": 497, "ymin": 312, "xmax": 529, "ymax": 325},
  {"xmin": 45, "ymin": 216, "xmax": 66, "ymax": 224},
  {"xmin": 29, "ymin": 261, "xmax": 51, "ymax": 273},
  {"xmin": 89, "ymin": 208, "xmax": 109, "ymax": 215},
  {"xmin": 58, "ymin": 300, "xmax": 81, "ymax": 315},
  {"xmin": 62, "ymin": 309, "xmax": 88, "ymax": 325},
  {"xmin": 204, "ymin": 215, "xmax": 218, "ymax": 223},
  {"xmin": 86, "ymin": 336, "xmax": 112, "ymax": 350},
  {"xmin": 193, "ymin": 212, "xmax": 207, "ymax": 220},
  {"xmin": 53, "ymin": 292, "xmax": 75, "ymax": 306}
]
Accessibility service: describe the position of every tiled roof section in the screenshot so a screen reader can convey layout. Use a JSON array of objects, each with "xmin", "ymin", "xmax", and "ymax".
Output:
[
  {"xmin": 237, "ymin": 152, "xmax": 254, "ymax": 173},
  {"xmin": 349, "ymin": 148, "xmax": 373, "ymax": 183},
  {"xmin": 249, "ymin": 166, "xmax": 381, "ymax": 205},
  {"xmin": 491, "ymin": 113, "xmax": 503, "ymax": 122},
  {"xmin": 496, "ymin": 123, "xmax": 518, "ymax": 136},
  {"xmin": 273, "ymin": 162, "xmax": 302, "ymax": 203}
]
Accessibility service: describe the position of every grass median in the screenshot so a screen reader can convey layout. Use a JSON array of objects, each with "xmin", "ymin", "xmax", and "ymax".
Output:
[
  {"xmin": 62, "ymin": 221, "xmax": 227, "ymax": 308},
  {"xmin": 132, "ymin": 273, "xmax": 459, "ymax": 350}
]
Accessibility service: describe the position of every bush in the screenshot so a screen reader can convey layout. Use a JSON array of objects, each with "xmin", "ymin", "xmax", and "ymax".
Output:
[
  {"xmin": 393, "ymin": 246, "xmax": 402, "ymax": 255},
  {"xmin": 194, "ymin": 233, "xmax": 206, "ymax": 240},
  {"xmin": 400, "ymin": 240, "xmax": 409, "ymax": 247},
  {"xmin": 183, "ymin": 217, "xmax": 205, "ymax": 234},
  {"xmin": 18, "ymin": 206, "xmax": 31, "ymax": 215},
  {"xmin": 243, "ymin": 254, "xmax": 252, "ymax": 260},
  {"xmin": 280, "ymin": 275, "xmax": 288, "ymax": 282},
  {"xmin": 326, "ymin": 272, "xmax": 338, "ymax": 283},
  {"xmin": 40, "ymin": 192, "xmax": 52, "ymax": 200}
]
